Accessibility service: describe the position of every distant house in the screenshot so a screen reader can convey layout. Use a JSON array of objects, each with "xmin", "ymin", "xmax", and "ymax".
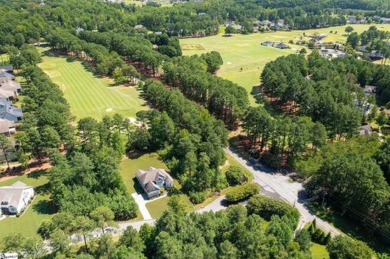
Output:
[
  {"xmin": 134, "ymin": 24, "xmax": 146, "ymax": 30},
  {"xmin": 0, "ymin": 119, "xmax": 16, "ymax": 136},
  {"xmin": 0, "ymin": 253, "xmax": 18, "ymax": 259},
  {"xmin": 76, "ymin": 27, "xmax": 84, "ymax": 34},
  {"xmin": 320, "ymin": 48, "xmax": 346, "ymax": 58},
  {"xmin": 381, "ymin": 18, "xmax": 390, "ymax": 24},
  {"xmin": 261, "ymin": 41, "xmax": 273, "ymax": 47},
  {"xmin": 0, "ymin": 181, "xmax": 34, "ymax": 215},
  {"xmin": 369, "ymin": 51, "xmax": 384, "ymax": 59},
  {"xmin": 0, "ymin": 100, "xmax": 23, "ymax": 122},
  {"xmin": 364, "ymin": 85, "xmax": 377, "ymax": 95},
  {"xmin": 232, "ymin": 24, "xmax": 242, "ymax": 30},
  {"xmin": 358, "ymin": 125, "xmax": 373, "ymax": 136},
  {"xmin": 0, "ymin": 77, "xmax": 22, "ymax": 98},
  {"xmin": 0, "ymin": 66, "xmax": 13, "ymax": 74},
  {"xmin": 274, "ymin": 42, "xmax": 289, "ymax": 49},
  {"xmin": 135, "ymin": 167, "xmax": 173, "ymax": 199}
]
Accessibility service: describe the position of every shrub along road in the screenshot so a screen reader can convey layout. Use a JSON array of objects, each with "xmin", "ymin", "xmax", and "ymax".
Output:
[{"xmin": 224, "ymin": 147, "xmax": 342, "ymax": 236}]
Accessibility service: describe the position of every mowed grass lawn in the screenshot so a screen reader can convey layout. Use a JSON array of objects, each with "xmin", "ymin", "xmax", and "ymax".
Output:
[
  {"xmin": 38, "ymin": 55, "xmax": 147, "ymax": 120},
  {"xmin": 120, "ymin": 153, "xmax": 192, "ymax": 219},
  {"xmin": 0, "ymin": 170, "xmax": 55, "ymax": 240},
  {"xmin": 181, "ymin": 24, "xmax": 390, "ymax": 105},
  {"xmin": 311, "ymin": 243, "xmax": 330, "ymax": 259}
]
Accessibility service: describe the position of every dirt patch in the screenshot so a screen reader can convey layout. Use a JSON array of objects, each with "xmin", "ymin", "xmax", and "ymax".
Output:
[{"xmin": 0, "ymin": 162, "xmax": 52, "ymax": 183}]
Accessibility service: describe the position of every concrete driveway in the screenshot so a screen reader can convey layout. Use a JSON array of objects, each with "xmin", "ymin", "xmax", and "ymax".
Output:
[{"xmin": 131, "ymin": 193, "xmax": 153, "ymax": 220}]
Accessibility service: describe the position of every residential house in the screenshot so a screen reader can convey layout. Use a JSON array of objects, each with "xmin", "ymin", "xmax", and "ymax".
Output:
[
  {"xmin": 135, "ymin": 167, "xmax": 173, "ymax": 199},
  {"xmin": 274, "ymin": 42, "xmax": 289, "ymax": 49},
  {"xmin": 320, "ymin": 48, "xmax": 346, "ymax": 58},
  {"xmin": 0, "ymin": 253, "xmax": 18, "ymax": 259},
  {"xmin": 0, "ymin": 77, "xmax": 22, "ymax": 99},
  {"xmin": 0, "ymin": 181, "xmax": 34, "ymax": 215},
  {"xmin": 358, "ymin": 125, "xmax": 373, "ymax": 136},
  {"xmin": 0, "ymin": 99, "xmax": 23, "ymax": 122},
  {"xmin": 261, "ymin": 41, "xmax": 273, "ymax": 47},
  {"xmin": 232, "ymin": 24, "xmax": 242, "ymax": 31},
  {"xmin": 0, "ymin": 119, "xmax": 16, "ymax": 136},
  {"xmin": 381, "ymin": 18, "xmax": 390, "ymax": 24},
  {"xmin": 369, "ymin": 50, "xmax": 385, "ymax": 59},
  {"xmin": 364, "ymin": 85, "xmax": 377, "ymax": 95}
]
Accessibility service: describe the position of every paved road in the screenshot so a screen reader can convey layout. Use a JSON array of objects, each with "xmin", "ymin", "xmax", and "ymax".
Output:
[{"xmin": 225, "ymin": 147, "xmax": 342, "ymax": 236}]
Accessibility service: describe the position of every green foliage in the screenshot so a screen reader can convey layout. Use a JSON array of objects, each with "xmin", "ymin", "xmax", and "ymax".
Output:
[
  {"xmin": 225, "ymin": 183, "xmax": 260, "ymax": 203},
  {"xmin": 247, "ymin": 194, "xmax": 299, "ymax": 222},
  {"xmin": 225, "ymin": 165, "xmax": 247, "ymax": 186},
  {"xmin": 305, "ymin": 153, "xmax": 390, "ymax": 244},
  {"xmin": 374, "ymin": 139, "xmax": 390, "ymax": 184},
  {"xmin": 326, "ymin": 236, "xmax": 375, "ymax": 259},
  {"xmin": 295, "ymin": 229, "xmax": 311, "ymax": 251}
]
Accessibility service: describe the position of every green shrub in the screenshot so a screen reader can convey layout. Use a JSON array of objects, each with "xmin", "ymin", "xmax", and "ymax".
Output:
[
  {"xmin": 225, "ymin": 183, "xmax": 260, "ymax": 203},
  {"xmin": 247, "ymin": 194, "xmax": 298, "ymax": 221},
  {"xmin": 189, "ymin": 191, "xmax": 208, "ymax": 204},
  {"xmin": 225, "ymin": 166, "xmax": 247, "ymax": 185}
]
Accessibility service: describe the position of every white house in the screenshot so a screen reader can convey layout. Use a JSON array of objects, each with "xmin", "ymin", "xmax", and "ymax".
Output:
[{"xmin": 0, "ymin": 181, "xmax": 34, "ymax": 215}]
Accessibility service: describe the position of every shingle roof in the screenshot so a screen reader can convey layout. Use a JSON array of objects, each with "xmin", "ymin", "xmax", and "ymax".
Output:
[
  {"xmin": 0, "ymin": 118, "xmax": 15, "ymax": 134},
  {"xmin": 0, "ymin": 181, "xmax": 32, "ymax": 210}
]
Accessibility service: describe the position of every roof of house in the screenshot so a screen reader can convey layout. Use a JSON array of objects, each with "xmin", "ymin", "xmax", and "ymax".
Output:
[
  {"xmin": 136, "ymin": 167, "xmax": 173, "ymax": 186},
  {"xmin": 0, "ymin": 181, "xmax": 33, "ymax": 209},
  {"xmin": 0, "ymin": 66, "xmax": 13, "ymax": 73},
  {"xmin": 0, "ymin": 118, "xmax": 16, "ymax": 134},
  {"xmin": 0, "ymin": 72, "xmax": 15, "ymax": 80},
  {"xmin": 359, "ymin": 125, "xmax": 372, "ymax": 135},
  {"xmin": 0, "ymin": 89, "xmax": 14, "ymax": 99},
  {"xmin": 0, "ymin": 78, "xmax": 21, "ymax": 93},
  {"xmin": 0, "ymin": 101, "xmax": 23, "ymax": 121},
  {"xmin": 144, "ymin": 181, "xmax": 160, "ymax": 193}
]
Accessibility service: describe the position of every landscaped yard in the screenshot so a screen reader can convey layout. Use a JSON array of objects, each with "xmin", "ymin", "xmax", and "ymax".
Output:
[
  {"xmin": 311, "ymin": 243, "xmax": 330, "ymax": 259},
  {"xmin": 181, "ymin": 24, "xmax": 390, "ymax": 105},
  {"xmin": 0, "ymin": 170, "xmax": 55, "ymax": 240},
  {"xmin": 38, "ymin": 53, "xmax": 147, "ymax": 120}
]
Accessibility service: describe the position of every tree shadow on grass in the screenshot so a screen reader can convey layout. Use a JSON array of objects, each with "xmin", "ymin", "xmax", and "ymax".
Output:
[
  {"xmin": 32, "ymin": 199, "xmax": 57, "ymax": 215},
  {"xmin": 34, "ymin": 183, "xmax": 51, "ymax": 195},
  {"xmin": 27, "ymin": 169, "xmax": 47, "ymax": 180}
]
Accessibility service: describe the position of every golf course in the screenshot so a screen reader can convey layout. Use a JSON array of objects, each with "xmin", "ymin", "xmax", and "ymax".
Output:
[
  {"xmin": 181, "ymin": 24, "xmax": 390, "ymax": 105},
  {"xmin": 38, "ymin": 54, "xmax": 147, "ymax": 120}
]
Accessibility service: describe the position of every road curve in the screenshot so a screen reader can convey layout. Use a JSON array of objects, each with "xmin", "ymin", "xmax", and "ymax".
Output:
[{"xmin": 225, "ymin": 147, "xmax": 342, "ymax": 236}]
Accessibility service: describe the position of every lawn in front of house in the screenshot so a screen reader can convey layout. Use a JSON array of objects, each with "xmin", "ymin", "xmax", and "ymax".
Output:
[
  {"xmin": 0, "ymin": 170, "xmax": 56, "ymax": 240},
  {"xmin": 311, "ymin": 243, "xmax": 330, "ymax": 259},
  {"xmin": 181, "ymin": 24, "xmax": 390, "ymax": 105},
  {"xmin": 38, "ymin": 53, "xmax": 147, "ymax": 120}
]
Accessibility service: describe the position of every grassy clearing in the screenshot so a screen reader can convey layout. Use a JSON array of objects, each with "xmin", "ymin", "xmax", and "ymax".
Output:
[
  {"xmin": 311, "ymin": 243, "xmax": 330, "ymax": 259},
  {"xmin": 120, "ymin": 153, "xmax": 192, "ymax": 219},
  {"xmin": 181, "ymin": 24, "xmax": 390, "ymax": 105},
  {"xmin": 38, "ymin": 54, "xmax": 147, "ymax": 120},
  {"xmin": 0, "ymin": 170, "xmax": 55, "ymax": 240}
]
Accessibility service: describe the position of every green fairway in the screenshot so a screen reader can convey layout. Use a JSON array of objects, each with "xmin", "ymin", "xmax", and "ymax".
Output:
[
  {"xmin": 0, "ymin": 170, "xmax": 55, "ymax": 240},
  {"xmin": 39, "ymin": 55, "xmax": 147, "ymax": 120},
  {"xmin": 181, "ymin": 24, "xmax": 390, "ymax": 105}
]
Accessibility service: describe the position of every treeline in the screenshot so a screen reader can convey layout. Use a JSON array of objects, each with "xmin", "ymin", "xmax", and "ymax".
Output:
[
  {"xmin": 127, "ymin": 81, "xmax": 228, "ymax": 203},
  {"xmin": 261, "ymin": 52, "xmax": 366, "ymax": 138},
  {"xmin": 305, "ymin": 151, "xmax": 390, "ymax": 245},
  {"xmin": 347, "ymin": 26, "xmax": 390, "ymax": 59},
  {"xmin": 242, "ymin": 107, "xmax": 327, "ymax": 167},
  {"xmin": 162, "ymin": 54, "xmax": 249, "ymax": 126}
]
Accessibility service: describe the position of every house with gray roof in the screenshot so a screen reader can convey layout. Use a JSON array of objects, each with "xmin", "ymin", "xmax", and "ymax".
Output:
[
  {"xmin": 135, "ymin": 167, "xmax": 173, "ymax": 199},
  {"xmin": 0, "ymin": 181, "xmax": 34, "ymax": 215},
  {"xmin": 0, "ymin": 100, "xmax": 23, "ymax": 122}
]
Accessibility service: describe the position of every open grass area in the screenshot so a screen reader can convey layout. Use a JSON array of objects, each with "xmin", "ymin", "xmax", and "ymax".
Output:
[
  {"xmin": 311, "ymin": 243, "xmax": 329, "ymax": 259},
  {"xmin": 0, "ymin": 170, "xmax": 55, "ymax": 240},
  {"xmin": 181, "ymin": 24, "xmax": 390, "ymax": 105},
  {"xmin": 120, "ymin": 153, "xmax": 192, "ymax": 219},
  {"xmin": 38, "ymin": 54, "xmax": 147, "ymax": 120}
]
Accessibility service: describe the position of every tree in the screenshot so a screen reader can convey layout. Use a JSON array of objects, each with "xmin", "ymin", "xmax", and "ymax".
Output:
[
  {"xmin": 345, "ymin": 26, "xmax": 354, "ymax": 33},
  {"xmin": 299, "ymin": 48, "xmax": 307, "ymax": 55},
  {"xmin": 0, "ymin": 134, "xmax": 15, "ymax": 170},
  {"xmin": 327, "ymin": 236, "xmax": 374, "ymax": 259},
  {"xmin": 346, "ymin": 32, "xmax": 360, "ymax": 49},
  {"xmin": 50, "ymin": 229, "xmax": 71, "ymax": 256},
  {"xmin": 225, "ymin": 166, "xmax": 246, "ymax": 185},
  {"xmin": 225, "ymin": 26, "xmax": 235, "ymax": 35},
  {"xmin": 294, "ymin": 229, "xmax": 311, "ymax": 251},
  {"xmin": 118, "ymin": 226, "xmax": 145, "ymax": 253},
  {"xmin": 90, "ymin": 206, "xmax": 115, "ymax": 234},
  {"xmin": 376, "ymin": 111, "xmax": 388, "ymax": 126},
  {"xmin": 73, "ymin": 216, "xmax": 95, "ymax": 253}
]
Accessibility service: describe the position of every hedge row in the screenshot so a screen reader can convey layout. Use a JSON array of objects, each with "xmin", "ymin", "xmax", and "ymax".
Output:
[{"xmin": 225, "ymin": 183, "xmax": 260, "ymax": 203}]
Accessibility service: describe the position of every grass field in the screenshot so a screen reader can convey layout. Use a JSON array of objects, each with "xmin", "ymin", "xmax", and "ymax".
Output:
[
  {"xmin": 311, "ymin": 243, "xmax": 330, "ymax": 259},
  {"xmin": 181, "ymin": 24, "xmax": 390, "ymax": 105},
  {"xmin": 120, "ymin": 153, "xmax": 192, "ymax": 219},
  {"xmin": 0, "ymin": 170, "xmax": 55, "ymax": 240},
  {"xmin": 38, "ymin": 55, "xmax": 147, "ymax": 120}
]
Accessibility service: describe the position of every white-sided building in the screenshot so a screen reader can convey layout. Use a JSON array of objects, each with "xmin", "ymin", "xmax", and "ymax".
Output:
[{"xmin": 0, "ymin": 181, "xmax": 34, "ymax": 215}]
